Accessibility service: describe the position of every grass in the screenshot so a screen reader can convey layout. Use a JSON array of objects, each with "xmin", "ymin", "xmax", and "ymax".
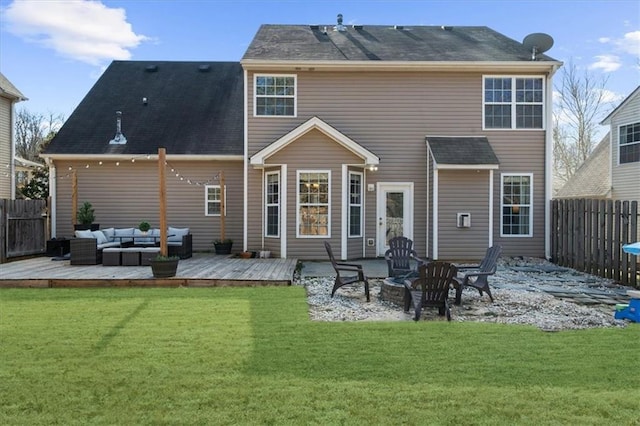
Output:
[{"xmin": 1, "ymin": 286, "xmax": 639, "ymax": 425}]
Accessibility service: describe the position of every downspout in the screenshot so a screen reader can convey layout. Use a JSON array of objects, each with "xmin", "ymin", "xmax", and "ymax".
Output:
[
  {"xmin": 49, "ymin": 160, "xmax": 56, "ymax": 237},
  {"xmin": 10, "ymin": 100, "xmax": 17, "ymax": 199},
  {"xmin": 545, "ymin": 64, "xmax": 561, "ymax": 259},
  {"xmin": 243, "ymin": 69, "xmax": 248, "ymax": 252}
]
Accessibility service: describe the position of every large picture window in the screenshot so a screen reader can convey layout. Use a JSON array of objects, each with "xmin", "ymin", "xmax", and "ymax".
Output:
[
  {"xmin": 297, "ymin": 171, "xmax": 329, "ymax": 237},
  {"xmin": 255, "ymin": 75, "xmax": 296, "ymax": 116},
  {"xmin": 205, "ymin": 185, "xmax": 226, "ymax": 216},
  {"xmin": 349, "ymin": 172, "xmax": 363, "ymax": 237},
  {"xmin": 484, "ymin": 77, "xmax": 544, "ymax": 129},
  {"xmin": 619, "ymin": 122, "xmax": 640, "ymax": 164},
  {"xmin": 265, "ymin": 171, "xmax": 280, "ymax": 237},
  {"xmin": 501, "ymin": 174, "xmax": 532, "ymax": 237}
]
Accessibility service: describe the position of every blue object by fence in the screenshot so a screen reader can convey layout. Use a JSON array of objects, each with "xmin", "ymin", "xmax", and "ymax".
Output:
[
  {"xmin": 614, "ymin": 298, "xmax": 640, "ymax": 323},
  {"xmin": 622, "ymin": 242, "xmax": 640, "ymax": 255}
]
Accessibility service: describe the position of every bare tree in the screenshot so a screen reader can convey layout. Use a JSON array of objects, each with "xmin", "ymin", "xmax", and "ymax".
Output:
[
  {"xmin": 553, "ymin": 61, "xmax": 612, "ymax": 190},
  {"xmin": 14, "ymin": 108, "xmax": 64, "ymax": 199},
  {"xmin": 15, "ymin": 108, "xmax": 64, "ymax": 162}
]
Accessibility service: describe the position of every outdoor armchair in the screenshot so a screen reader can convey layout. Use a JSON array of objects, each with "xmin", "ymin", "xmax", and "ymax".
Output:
[
  {"xmin": 324, "ymin": 241, "xmax": 370, "ymax": 302},
  {"xmin": 404, "ymin": 261, "xmax": 457, "ymax": 321},
  {"xmin": 384, "ymin": 236, "xmax": 428, "ymax": 278},
  {"xmin": 453, "ymin": 244, "xmax": 502, "ymax": 305}
]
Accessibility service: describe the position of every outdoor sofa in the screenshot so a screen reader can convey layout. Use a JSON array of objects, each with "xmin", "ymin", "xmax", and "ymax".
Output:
[{"xmin": 70, "ymin": 226, "xmax": 192, "ymax": 265}]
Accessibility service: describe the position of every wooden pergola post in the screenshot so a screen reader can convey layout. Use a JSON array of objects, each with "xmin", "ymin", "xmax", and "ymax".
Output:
[
  {"xmin": 71, "ymin": 170, "xmax": 77, "ymax": 227},
  {"xmin": 158, "ymin": 148, "xmax": 168, "ymax": 256}
]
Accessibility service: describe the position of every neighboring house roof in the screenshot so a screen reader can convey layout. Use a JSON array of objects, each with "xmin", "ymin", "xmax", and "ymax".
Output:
[
  {"xmin": 250, "ymin": 116, "xmax": 379, "ymax": 167},
  {"xmin": 600, "ymin": 86, "xmax": 640, "ymax": 124},
  {"xmin": 0, "ymin": 72, "xmax": 27, "ymax": 101},
  {"xmin": 555, "ymin": 134, "xmax": 611, "ymax": 199},
  {"xmin": 14, "ymin": 156, "xmax": 42, "ymax": 169},
  {"xmin": 426, "ymin": 136, "xmax": 500, "ymax": 169},
  {"xmin": 44, "ymin": 61, "xmax": 244, "ymax": 156},
  {"xmin": 242, "ymin": 24, "xmax": 558, "ymax": 64}
]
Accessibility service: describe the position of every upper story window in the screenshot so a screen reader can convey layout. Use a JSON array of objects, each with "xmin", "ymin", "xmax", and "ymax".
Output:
[
  {"xmin": 205, "ymin": 185, "xmax": 226, "ymax": 216},
  {"xmin": 619, "ymin": 122, "xmax": 640, "ymax": 164},
  {"xmin": 501, "ymin": 174, "xmax": 533, "ymax": 237},
  {"xmin": 265, "ymin": 171, "xmax": 280, "ymax": 237},
  {"xmin": 255, "ymin": 75, "xmax": 296, "ymax": 117},
  {"xmin": 484, "ymin": 77, "xmax": 544, "ymax": 130},
  {"xmin": 297, "ymin": 171, "xmax": 330, "ymax": 237}
]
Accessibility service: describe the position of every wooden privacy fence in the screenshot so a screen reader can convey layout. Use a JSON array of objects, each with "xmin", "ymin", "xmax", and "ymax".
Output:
[
  {"xmin": 0, "ymin": 199, "xmax": 48, "ymax": 263},
  {"xmin": 551, "ymin": 199, "xmax": 639, "ymax": 288}
]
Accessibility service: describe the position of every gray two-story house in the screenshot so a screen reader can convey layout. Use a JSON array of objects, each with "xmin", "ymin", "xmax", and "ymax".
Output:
[{"xmin": 43, "ymin": 19, "xmax": 561, "ymax": 260}]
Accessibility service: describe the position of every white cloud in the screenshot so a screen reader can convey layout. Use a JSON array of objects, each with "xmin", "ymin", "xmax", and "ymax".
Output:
[
  {"xmin": 4, "ymin": 0, "xmax": 148, "ymax": 66},
  {"xmin": 617, "ymin": 30, "xmax": 640, "ymax": 56},
  {"xmin": 589, "ymin": 55, "xmax": 622, "ymax": 72}
]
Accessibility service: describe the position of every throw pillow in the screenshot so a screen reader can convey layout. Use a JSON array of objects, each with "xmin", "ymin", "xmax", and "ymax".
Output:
[
  {"xmin": 92, "ymin": 230, "xmax": 108, "ymax": 245},
  {"xmin": 168, "ymin": 227, "xmax": 189, "ymax": 242},
  {"xmin": 75, "ymin": 229, "xmax": 94, "ymax": 239}
]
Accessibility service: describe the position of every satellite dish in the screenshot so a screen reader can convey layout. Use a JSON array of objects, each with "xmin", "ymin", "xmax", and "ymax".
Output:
[{"xmin": 523, "ymin": 33, "xmax": 554, "ymax": 60}]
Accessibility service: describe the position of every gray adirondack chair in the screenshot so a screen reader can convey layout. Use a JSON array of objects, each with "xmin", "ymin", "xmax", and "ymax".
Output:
[
  {"xmin": 404, "ymin": 261, "xmax": 457, "ymax": 321},
  {"xmin": 453, "ymin": 245, "xmax": 502, "ymax": 305},
  {"xmin": 384, "ymin": 236, "xmax": 428, "ymax": 278},
  {"xmin": 324, "ymin": 241, "xmax": 370, "ymax": 302}
]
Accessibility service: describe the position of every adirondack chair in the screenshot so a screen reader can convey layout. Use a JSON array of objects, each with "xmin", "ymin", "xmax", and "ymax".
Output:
[
  {"xmin": 404, "ymin": 261, "xmax": 457, "ymax": 321},
  {"xmin": 323, "ymin": 241, "xmax": 370, "ymax": 302},
  {"xmin": 384, "ymin": 236, "xmax": 428, "ymax": 278},
  {"xmin": 453, "ymin": 245, "xmax": 502, "ymax": 305}
]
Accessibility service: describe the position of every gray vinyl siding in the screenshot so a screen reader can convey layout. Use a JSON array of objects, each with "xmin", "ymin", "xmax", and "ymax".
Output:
[
  {"xmin": 610, "ymin": 94, "xmax": 640, "ymax": 201},
  {"xmin": 246, "ymin": 70, "xmax": 548, "ymax": 259},
  {"xmin": 52, "ymin": 159, "xmax": 243, "ymax": 252},
  {"xmin": 437, "ymin": 170, "xmax": 491, "ymax": 260},
  {"xmin": 250, "ymin": 129, "xmax": 362, "ymax": 259},
  {"xmin": 0, "ymin": 97, "xmax": 11, "ymax": 199}
]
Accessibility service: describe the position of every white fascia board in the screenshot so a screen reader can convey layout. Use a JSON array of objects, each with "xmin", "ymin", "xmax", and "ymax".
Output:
[
  {"xmin": 40, "ymin": 154, "xmax": 244, "ymax": 161},
  {"xmin": 434, "ymin": 164, "xmax": 499, "ymax": 170},
  {"xmin": 241, "ymin": 59, "xmax": 563, "ymax": 73},
  {"xmin": 250, "ymin": 116, "xmax": 379, "ymax": 167}
]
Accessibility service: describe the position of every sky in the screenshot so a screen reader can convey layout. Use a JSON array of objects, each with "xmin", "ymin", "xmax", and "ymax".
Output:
[{"xmin": 1, "ymin": 0, "xmax": 639, "ymax": 124}]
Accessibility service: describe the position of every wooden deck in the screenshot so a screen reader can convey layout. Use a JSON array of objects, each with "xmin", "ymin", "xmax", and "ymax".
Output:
[{"xmin": 0, "ymin": 253, "xmax": 299, "ymax": 288}]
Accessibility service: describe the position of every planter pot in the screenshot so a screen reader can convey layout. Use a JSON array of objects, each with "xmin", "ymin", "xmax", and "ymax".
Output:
[
  {"xmin": 74, "ymin": 224, "xmax": 100, "ymax": 231},
  {"xmin": 239, "ymin": 251, "xmax": 253, "ymax": 259},
  {"xmin": 214, "ymin": 242, "xmax": 233, "ymax": 255},
  {"xmin": 151, "ymin": 259, "xmax": 179, "ymax": 278}
]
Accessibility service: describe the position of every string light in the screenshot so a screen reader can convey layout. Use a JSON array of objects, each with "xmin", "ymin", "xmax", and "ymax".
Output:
[{"xmin": 11, "ymin": 154, "xmax": 221, "ymax": 187}]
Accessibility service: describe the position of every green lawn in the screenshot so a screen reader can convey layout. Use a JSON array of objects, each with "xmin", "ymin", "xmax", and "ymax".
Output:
[{"xmin": 1, "ymin": 287, "xmax": 638, "ymax": 425}]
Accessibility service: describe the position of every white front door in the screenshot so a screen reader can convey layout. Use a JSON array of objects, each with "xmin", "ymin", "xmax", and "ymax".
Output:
[{"xmin": 376, "ymin": 182, "xmax": 413, "ymax": 256}]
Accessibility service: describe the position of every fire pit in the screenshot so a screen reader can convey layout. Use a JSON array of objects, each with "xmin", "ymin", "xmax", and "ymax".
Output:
[{"xmin": 380, "ymin": 277, "xmax": 407, "ymax": 306}]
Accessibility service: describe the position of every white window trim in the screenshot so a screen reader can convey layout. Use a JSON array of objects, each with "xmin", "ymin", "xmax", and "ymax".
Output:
[
  {"xmin": 204, "ymin": 184, "xmax": 227, "ymax": 217},
  {"xmin": 265, "ymin": 170, "xmax": 280, "ymax": 238},
  {"xmin": 617, "ymin": 121, "xmax": 640, "ymax": 165},
  {"xmin": 253, "ymin": 74, "xmax": 297, "ymax": 118},
  {"xmin": 500, "ymin": 173, "xmax": 533, "ymax": 238},
  {"xmin": 482, "ymin": 75, "xmax": 545, "ymax": 131},
  {"xmin": 296, "ymin": 170, "xmax": 331, "ymax": 239},
  {"xmin": 348, "ymin": 171, "xmax": 363, "ymax": 238}
]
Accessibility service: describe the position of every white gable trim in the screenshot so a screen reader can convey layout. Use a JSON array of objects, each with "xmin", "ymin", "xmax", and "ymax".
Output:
[{"xmin": 249, "ymin": 116, "xmax": 379, "ymax": 168}]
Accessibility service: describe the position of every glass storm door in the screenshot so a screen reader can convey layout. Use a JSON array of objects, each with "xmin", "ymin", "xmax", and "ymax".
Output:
[{"xmin": 376, "ymin": 183, "xmax": 413, "ymax": 256}]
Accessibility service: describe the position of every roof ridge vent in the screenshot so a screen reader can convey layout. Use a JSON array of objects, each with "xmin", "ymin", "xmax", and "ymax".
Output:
[
  {"xmin": 441, "ymin": 25, "xmax": 453, "ymax": 31},
  {"xmin": 109, "ymin": 111, "xmax": 127, "ymax": 145},
  {"xmin": 394, "ymin": 25, "xmax": 404, "ymax": 30},
  {"xmin": 352, "ymin": 24, "xmax": 363, "ymax": 30},
  {"xmin": 310, "ymin": 24, "xmax": 320, "ymax": 30},
  {"xmin": 198, "ymin": 64, "xmax": 211, "ymax": 72},
  {"xmin": 145, "ymin": 65, "xmax": 158, "ymax": 72},
  {"xmin": 334, "ymin": 13, "xmax": 346, "ymax": 31}
]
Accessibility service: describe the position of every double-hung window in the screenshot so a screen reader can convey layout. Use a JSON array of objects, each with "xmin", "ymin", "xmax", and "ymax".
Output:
[
  {"xmin": 484, "ymin": 77, "xmax": 544, "ymax": 129},
  {"xmin": 255, "ymin": 75, "xmax": 296, "ymax": 116},
  {"xmin": 619, "ymin": 122, "xmax": 640, "ymax": 164},
  {"xmin": 205, "ymin": 185, "xmax": 225, "ymax": 216},
  {"xmin": 349, "ymin": 172, "xmax": 363, "ymax": 237},
  {"xmin": 501, "ymin": 174, "xmax": 533, "ymax": 237},
  {"xmin": 297, "ymin": 171, "xmax": 329, "ymax": 237},
  {"xmin": 265, "ymin": 171, "xmax": 280, "ymax": 237}
]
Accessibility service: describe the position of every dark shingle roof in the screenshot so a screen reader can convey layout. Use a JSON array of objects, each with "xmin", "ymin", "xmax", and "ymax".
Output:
[
  {"xmin": 427, "ymin": 137, "xmax": 499, "ymax": 166},
  {"xmin": 45, "ymin": 61, "xmax": 243, "ymax": 156},
  {"xmin": 243, "ymin": 25, "xmax": 557, "ymax": 62}
]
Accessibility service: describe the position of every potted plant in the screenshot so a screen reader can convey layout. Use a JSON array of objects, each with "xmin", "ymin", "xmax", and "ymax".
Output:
[
  {"xmin": 150, "ymin": 255, "xmax": 180, "ymax": 278},
  {"xmin": 75, "ymin": 201, "xmax": 99, "ymax": 231},
  {"xmin": 213, "ymin": 238, "xmax": 233, "ymax": 255},
  {"xmin": 138, "ymin": 220, "xmax": 151, "ymax": 234}
]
